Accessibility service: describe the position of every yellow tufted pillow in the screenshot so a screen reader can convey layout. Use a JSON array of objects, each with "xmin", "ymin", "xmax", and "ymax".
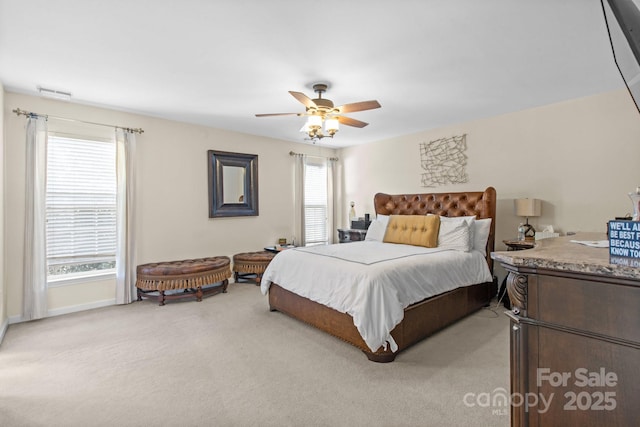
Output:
[{"xmin": 383, "ymin": 215, "xmax": 441, "ymax": 248}]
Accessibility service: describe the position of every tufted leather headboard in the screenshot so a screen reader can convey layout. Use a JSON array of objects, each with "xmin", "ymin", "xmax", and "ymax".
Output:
[{"xmin": 374, "ymin": 187, "xmax": 497, "ymax": 273}]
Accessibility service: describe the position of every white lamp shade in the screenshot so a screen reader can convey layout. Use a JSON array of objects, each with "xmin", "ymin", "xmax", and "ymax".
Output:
[
  {"xmin": 514, "ymin": 198, "xmax": 542, "ymax": 217},
  {"xmin": 307, "ymin": 115, "xmax": 322, "ymax": 128},
  {"xmin": 325, "ymin": 117, "xmax": 339, "ymax": 132}
]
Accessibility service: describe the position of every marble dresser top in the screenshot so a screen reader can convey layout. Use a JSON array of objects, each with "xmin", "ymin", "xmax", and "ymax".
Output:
[{"xmin": 491, "ymin": 232, "xmax": 640, "ymax": 281}]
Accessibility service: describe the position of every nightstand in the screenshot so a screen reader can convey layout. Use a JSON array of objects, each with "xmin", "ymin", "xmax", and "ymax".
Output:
[
  {"xmin": 337, "ymin": 229, "xmax": 367, "ymax": 243},
  {"xmin": 503, "ymin": 239, "xmax": 535, "ymax": 251},
  {"xmin": 498, "ymin": 239, "xmax": 535, "ymax": 308}
]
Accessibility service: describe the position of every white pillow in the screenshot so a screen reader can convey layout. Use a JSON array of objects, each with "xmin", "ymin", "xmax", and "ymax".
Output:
[
  {"xmin": 440, "ymin": 216, "xmax": 475, "ymax": 251},
  {"xmin": 439, "ymin": 215, "xmax": 492, "ymax": 255},
  {"xmin": 364, "ymin": 215, "xmax": 390, "ymax": 242},
  {"xmin": 473, "ymin": 218, "xmax": 492, "ymax": 256},
  {"xmin": 376, "ymin": 214, "xmax": 389, "ymax": 226},
  {"xmin": 438, "ymin": 219, "xmax": 472, "ymax": 251},
  {"xmin": 365, "ymin": 220, "xmax": 387, "ymax": 241}
]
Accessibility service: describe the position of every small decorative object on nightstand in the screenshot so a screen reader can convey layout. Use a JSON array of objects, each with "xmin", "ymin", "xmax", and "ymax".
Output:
[
  {"xmin": 629, "ymin": 186, "xmax": 640, "ymax": 220},
  {"xmin": 350, "ymin": 218, "xmax": 372, "ymax": 230}
]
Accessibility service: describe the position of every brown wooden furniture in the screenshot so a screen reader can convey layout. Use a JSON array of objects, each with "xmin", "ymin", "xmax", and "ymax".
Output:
[
  {"xmin": 232, "ymin": 251, "xmax": 276, "ymax": 284},
  {"xmin": 268, "ymin": 187, "xmax": 497, "ymax": 362},
  {"xmin": 136, "ymin": 257, "xmax": 231, "ymax": 305},
  {"xmin": 503, "ymin": 239, "xmax": 535, "ymax": 251},
  {"xmin": 498, "ymin": 239, "xmax": 536, "ymax": 308},
  {"xmin": 493, "ymin": 233, "xmax": 640, "ymax": 426}
]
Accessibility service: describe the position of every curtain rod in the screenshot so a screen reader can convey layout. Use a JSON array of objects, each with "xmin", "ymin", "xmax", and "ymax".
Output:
[
  {"xmin": 12, "ymin": 108, "xmax": 144, "ymax": 134},
  {"xmin": 289, "ymin": 151, "xmax": 338, "ymax": 161}
]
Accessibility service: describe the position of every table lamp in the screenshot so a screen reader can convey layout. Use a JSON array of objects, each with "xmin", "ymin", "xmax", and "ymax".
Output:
[{"xmin": 515, "ymin": 198, "xmax": 542, "ymax": 241}]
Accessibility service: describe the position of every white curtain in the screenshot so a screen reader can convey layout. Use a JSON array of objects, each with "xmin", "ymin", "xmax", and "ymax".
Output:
[
  {"xmin": 115, "ymin": 129, "xmax": 137, "ymax": 304},
  {"xmin": 327, "ymin": 158, "xmax": 337, "ymax": 244},
  {"xmin": 23, "ymin": 116, "xmax": 48, "ymax": 320},
  {"xmin": 293, "ymin": 153, "xmax": 306, "ymax": 247}
]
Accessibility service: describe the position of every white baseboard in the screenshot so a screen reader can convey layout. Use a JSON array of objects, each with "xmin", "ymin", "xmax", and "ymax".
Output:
[
  {"xmin": 0, "ymin": 317, "xmax": 8, "ymax": 346},
  {"xmin": 8, "ymin": 314, "xmax": 24, "ymax": 324},
  {"xmin": 47, "ymin": 298, "xmax": 116, "ymax": 318},
  {"xmin": 7, "ymin": 298, "xmax": 116, "ymax": 325}
]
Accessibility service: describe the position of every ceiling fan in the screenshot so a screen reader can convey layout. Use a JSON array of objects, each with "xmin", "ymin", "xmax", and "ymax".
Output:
[{"xmin": 256, "ymin": 83, "xmax": 381, "ymax": 141}]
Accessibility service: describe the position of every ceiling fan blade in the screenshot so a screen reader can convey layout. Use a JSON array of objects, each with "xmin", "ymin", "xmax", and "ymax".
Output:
[
  {"xmin": 255, "ymin": 112, "xmax": 300, "ymax": 117},
  {"xmin": 289, "ymin": 91, "xmax": 317, "ymax": 109},
  {"xmin": 337, "ymin": 116, "xmax": 369, "ymax": 128},
  {"xmin": 337, "ymin": 100, "xmax": 381, "ymax": 114}
]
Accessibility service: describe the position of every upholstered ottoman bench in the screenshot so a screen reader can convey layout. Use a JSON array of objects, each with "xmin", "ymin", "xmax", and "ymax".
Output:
[
  {"xmin": 232, "ymin": 251, "xmax": 276, "ymax": 284},
  {"xmin": 136, "ymin": 256, "xmax": 231, "ymax": 305}
]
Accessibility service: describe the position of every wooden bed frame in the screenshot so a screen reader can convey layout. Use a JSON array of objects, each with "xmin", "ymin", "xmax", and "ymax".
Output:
[{"xmin": 268, "ymin": 187, "xmax": 497, "ymax": 362}]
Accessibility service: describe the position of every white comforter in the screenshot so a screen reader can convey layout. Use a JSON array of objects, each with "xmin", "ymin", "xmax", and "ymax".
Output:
[{"xmin": 260, "ymin": 241, "xmax": 492, "ymax": 353}]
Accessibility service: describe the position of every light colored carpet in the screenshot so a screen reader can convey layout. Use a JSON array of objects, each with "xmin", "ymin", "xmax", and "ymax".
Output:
[{"xmin": 0, "ymin": 282, "xmax": 510, "ymax": 427}]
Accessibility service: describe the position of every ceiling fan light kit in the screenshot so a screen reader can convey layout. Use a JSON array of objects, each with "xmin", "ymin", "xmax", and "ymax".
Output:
[
  {"xmin": 300, "ymin": 112, "xmax": 339, "ymax": 140},
  {"xmin": 256, "ymin": 83, "xmax": 381, "ymax": 142}
]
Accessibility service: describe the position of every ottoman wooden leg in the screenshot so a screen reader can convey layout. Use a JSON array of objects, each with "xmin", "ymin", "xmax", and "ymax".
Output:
[
  {"xmin": 137, "ymin": 288, "xmax": 142, "ymax": 301},
  {"xmin": 222, "ymin": 279, "xmax": 229, "ymax": 293},
  {"xmin": 159, "ymin": 290, "xmax": 166, "ymax": 306},
  {"xmin": 196, "ymin": 286, "xmax": 203, "ymax": 301}
]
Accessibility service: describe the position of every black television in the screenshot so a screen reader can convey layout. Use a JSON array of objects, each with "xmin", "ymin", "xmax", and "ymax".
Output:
[{"xmin": 602, "ymin": 0, "xmax": 640, "ymax": 114}]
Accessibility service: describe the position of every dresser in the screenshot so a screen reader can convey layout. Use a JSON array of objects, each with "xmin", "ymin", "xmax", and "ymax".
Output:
[{"xmin": 491, "ymin": 233, "xmax": 640, "ymax": 426}]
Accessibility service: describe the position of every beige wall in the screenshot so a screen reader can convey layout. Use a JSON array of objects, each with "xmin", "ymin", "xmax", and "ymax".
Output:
[
  {"xmin": 5, "ymin": 88, "xmax": 640, "ymax": 320},
  {"xmin": 0, "ymin": 83, "xmax": 6, "ymax": 338},
  {"xmin": 4, "ymin": 92, "xmax": 337, "ymax": 319},
  {"xmin": 339, "ymin": 89, "xmax": 640, "ymax": 263}
]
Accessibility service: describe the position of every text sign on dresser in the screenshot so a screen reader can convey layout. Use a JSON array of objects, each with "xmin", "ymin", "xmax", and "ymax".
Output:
[{"xmin": 609, "ymin": 220, "xmax": 640, "ymax": 266}]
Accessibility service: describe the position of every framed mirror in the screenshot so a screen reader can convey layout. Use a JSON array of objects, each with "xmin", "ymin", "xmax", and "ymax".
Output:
[{"xmin": 208, "ymin": 150, "xmax": 259, "ymax": 217}]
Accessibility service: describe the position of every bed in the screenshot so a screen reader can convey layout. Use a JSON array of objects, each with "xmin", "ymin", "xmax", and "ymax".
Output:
[{"xmin": 261, "ymin": 187, "xmax": 497, "ymax": 362}]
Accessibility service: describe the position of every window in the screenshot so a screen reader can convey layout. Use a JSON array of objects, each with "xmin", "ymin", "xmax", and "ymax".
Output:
[
  {"xmin": 304, "ymin": 158, "xmax": 329, "ymax": 246},
  {"xmin": 46, "ymin": 135, "xmax": 117, "ymax": 281}
]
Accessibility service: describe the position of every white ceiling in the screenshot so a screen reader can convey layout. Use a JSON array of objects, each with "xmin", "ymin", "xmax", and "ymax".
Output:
[{"xmin": 0, "ymin": 0, "xmax": 625, "ymax": 147}]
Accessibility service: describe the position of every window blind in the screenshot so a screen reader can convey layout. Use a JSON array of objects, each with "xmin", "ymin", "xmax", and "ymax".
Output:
[
  {"xmin": 304, "ymin": 158, "xmax": 328, "ymax": 245},
  {"xmin": 46, "ymin": 136, "xmax": 116, "ymax": 276}
]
